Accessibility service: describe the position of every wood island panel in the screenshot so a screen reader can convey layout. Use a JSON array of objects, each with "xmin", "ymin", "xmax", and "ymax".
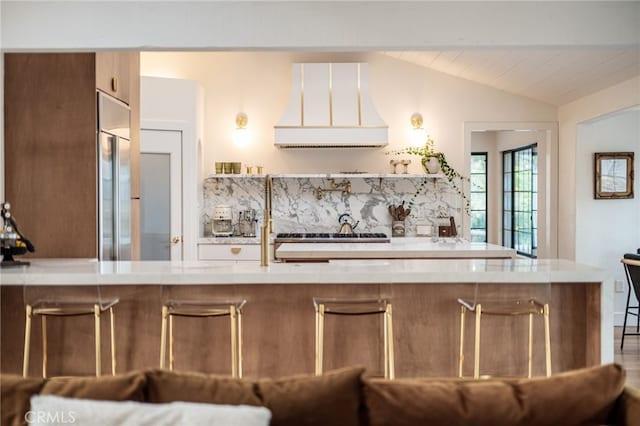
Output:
[{"xmin": 1, "ymin": 283, "xmax": 600, "ymax": 379}]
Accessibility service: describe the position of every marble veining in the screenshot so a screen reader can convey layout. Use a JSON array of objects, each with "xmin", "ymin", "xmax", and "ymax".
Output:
[{"xmin": 202, "ymin": 175, "xmax": 463, "ymax": 237}]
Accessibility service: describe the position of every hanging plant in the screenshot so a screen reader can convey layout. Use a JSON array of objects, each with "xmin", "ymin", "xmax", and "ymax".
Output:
[{"xmin": 387, "ymin": 137, "xmax": 470, "ymax": 214}]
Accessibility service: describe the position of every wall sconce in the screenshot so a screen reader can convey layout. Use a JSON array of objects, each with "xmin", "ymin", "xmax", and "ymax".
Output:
[
  {"xmin": 410, "ymin": 112, "xmax": 426, "ymax": 147},
  {"xmin": 233, "ymin": 112, "xmax": 249, "ymax": 147}
]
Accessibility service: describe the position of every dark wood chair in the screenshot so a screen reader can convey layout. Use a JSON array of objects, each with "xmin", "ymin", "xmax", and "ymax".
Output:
[{"xmin": 621, "ymin": 253, "xmax": 640, "ymax": 350}]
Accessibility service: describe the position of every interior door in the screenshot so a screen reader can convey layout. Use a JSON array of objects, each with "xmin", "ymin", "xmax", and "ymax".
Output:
[{"xmin": 140, "ymin": 129, "xmax": 182, "ymax": 260}]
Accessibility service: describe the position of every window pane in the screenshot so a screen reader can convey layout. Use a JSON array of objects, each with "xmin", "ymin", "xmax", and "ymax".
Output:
[
  {"xmin": 471, "ymin": 211, "xmax": 486, "ymax": 228},
  {"xmin": 470, "ymin": 195, "xmax": 486, "ymax": 211},
  {"xmin": 470, "ymin": 153, "xmax": 487, "ymax": 243},
  {"xmin": 471, "ymin": 229, "xmax": 486, "ymax": 243},
  {"xmin": 471, "ymin": 174, "xmax": 486, "ymax": 192},
  {"xmin": 503, "ymin": 153, "xmax": 512, "ymax": 172},
  {"xmin": 471, "ymin": 155, "xmax": 486, "ymax": 173}
]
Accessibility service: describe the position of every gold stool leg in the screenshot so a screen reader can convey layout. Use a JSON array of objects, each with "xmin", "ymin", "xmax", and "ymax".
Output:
[
  {"xmin": 23, "ymin": 305, "xmax": 33, "ymax": 378},
  {"xmin": 315, "ymin": 304, "xmax": 325, "ymax": 376},
  {"xmin": 41, "ymin": 316, "xmax": 47, "ymax": 379},
  {"xmin": 94, "ymin": 304, "xmax": 101, "ymax": 377},
  {"xmin": 459, "ymin": 305, "xmax": 466, "ymax": 378},
  {"xmin": 160, "ymin": 305, "xmax": 168, "ymax": 369},
  {"xmin": 544, "ymin": 304, "xmax": 552, "ymax": 377},
  {"xmin": 528, "ymin": 313, "xmax": 533, "ymax": 378},
  {"xmin": 474, "ymin": 304, "xmax": 482, "ymax": 379},
  {"xmin": 385, "ymin": 304, "xmax": 395, "ymax": 380},
  {"xmin": 237, "ymin": 309, "xmax": 243, "ymax": 378},
  {"xmin": 230, "ymin": 305, "xmax": 238, "ymax": 378},
  {"xmin": 110, "ymin": 307, "xmax": 116, "ymax": 376},
  {"xmin": 169, "ymin": 314, "xmax": 175, "ymax": 371}
]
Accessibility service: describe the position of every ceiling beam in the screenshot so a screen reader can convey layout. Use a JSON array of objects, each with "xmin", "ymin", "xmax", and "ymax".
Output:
[{"xmin": 2, "ymin": 1, "xmax": 639, "ymax": 51}]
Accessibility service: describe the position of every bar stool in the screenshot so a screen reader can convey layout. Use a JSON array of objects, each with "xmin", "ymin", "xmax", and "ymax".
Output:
[
  {"xmin": 458, "ymin": 283, "xmax": 551, "ymax": 379},
  {"xmin": 160, "ymin": 299, "xmax": 246, "ymax": 377},
  {"xmin": 314, "ymin": 297, "xmax": 394, "ymax": 379},
  {"xmin": 23, "ymin": 286, "xmax": 119, "ymax": 378},
  {"xmin": 620, "ymin": 254, "xmax": 640, "ymax": 350}
]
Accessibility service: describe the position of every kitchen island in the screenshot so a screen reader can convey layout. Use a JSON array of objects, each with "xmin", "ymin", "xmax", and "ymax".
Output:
[{"xmin": 1, "ymin": 258, "xmax": 610, "ymax": 378}]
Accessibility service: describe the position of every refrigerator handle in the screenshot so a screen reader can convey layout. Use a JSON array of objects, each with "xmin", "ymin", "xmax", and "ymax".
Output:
[{"xmin": 113, "ymin": 135, "xmax": 120, "ymax": 260}]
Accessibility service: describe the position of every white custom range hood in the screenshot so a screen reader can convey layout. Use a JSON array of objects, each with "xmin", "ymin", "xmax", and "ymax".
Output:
[{"xmin": 274, "ymin": 63, "xmax": 388, "ymax": 148}]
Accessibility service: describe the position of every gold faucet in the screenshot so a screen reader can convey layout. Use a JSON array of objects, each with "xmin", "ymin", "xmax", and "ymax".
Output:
[
  {"xmin": 260, "ymin": 175, "xmax": 273, "ymax": 266},
  {"xmin": 315, "ymin": 179, "xmax": 352, "ymax": 200}
]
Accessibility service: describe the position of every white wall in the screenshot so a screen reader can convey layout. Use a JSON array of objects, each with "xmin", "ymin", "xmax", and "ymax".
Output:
[
  {"xmin": 575, "ymin": 109, "xmax": 640, "ymax": 325},
  {"xmin": 558, "ymin": 76, "xmax": 640, "ymax": 260},
  {"xmin": 140, "ymin": 76, "xmax": 205, "ymax": 261},
  {"xmin": 140, "ymin": 52, "xmax": 557, "ymax": 178}
]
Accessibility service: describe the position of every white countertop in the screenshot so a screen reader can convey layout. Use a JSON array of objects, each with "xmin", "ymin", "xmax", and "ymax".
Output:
[
  {"xmin": 0, "ymin": 258, "xmax": 607, "ymax": 285},
  {"xmin": 275, "ymin": 238, "xmax": 517, "ymax": 260}
]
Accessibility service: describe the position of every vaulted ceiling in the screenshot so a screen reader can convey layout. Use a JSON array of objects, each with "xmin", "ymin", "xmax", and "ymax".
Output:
[{"xmin": 384, "ymin": 48, "xmax": 640, "ymax": 106}]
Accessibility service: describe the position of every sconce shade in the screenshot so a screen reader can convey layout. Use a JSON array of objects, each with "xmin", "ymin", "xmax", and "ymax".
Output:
[
  {"xmin": 410, "ymin": 113, "xmax": 423, "ymax": 129},
  {"xmin": 234, "ymin": 113, "xmax": 249, "ymax": 147},
  {"xmin": 236, "ymin": 113, "xmax": 248, "ymax": 129}
]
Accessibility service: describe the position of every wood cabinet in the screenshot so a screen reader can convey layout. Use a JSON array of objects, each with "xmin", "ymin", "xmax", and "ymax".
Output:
[
  {"xmin": 95, "ymin": 52, "xmax": 131, "ymax": 104},
  {"xmin": 4, "ymin": 52, "xmax": 140, "ymax": 259}
]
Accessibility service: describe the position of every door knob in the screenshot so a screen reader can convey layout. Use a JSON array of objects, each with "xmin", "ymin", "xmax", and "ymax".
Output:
[{"xmin": 170, "ymin": 236, "xmax": 182, "ymax": 245}]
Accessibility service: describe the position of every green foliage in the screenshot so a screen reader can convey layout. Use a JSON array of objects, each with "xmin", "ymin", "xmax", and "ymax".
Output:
[{"xmin": 387, "ymin": 137, "xmax": 470, "ymax": 215}]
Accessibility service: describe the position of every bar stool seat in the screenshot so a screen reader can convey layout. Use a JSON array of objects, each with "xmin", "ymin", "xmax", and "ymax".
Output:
[
  {"xmin": 313, "ymin": 297, "xmax": 394, "ymax": 379},
  {"xmin": 23, "ymin": 295, "xmax": 119, "ymax": 378},
  {"xmin": 458, "ymin": 283, "xmax": 551, "ymax": 379},
  {"xmin": 160, "ymin": 298, "xmax": 246, "ymax": 377}
]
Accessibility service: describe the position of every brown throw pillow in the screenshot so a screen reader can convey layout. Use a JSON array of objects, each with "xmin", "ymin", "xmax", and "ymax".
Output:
[
  {"xmin": 40, "ymin": 371, "xmax": 146, "ymax": 402},
  {"xmin": 145, "ymin": 369, "xmax": 261, "ymax": 406},
  {"xmin": 364, "ymin": 363, "xmax": 625, "ymax": 426},
  {"xmin": 256, "ymin": 366, "xmax": 365, "ymax": 426},
  {"xmin": 1, "ymin": 374, "xmax": 46, "ymax": 426}
]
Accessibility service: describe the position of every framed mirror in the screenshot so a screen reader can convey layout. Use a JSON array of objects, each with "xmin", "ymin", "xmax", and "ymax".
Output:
[{"xmin": 594, "ymin": 152, "xmax": 634, "ymax": 199}]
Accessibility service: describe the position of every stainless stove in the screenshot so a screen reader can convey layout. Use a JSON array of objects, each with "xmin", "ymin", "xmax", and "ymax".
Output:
[{"xmin": 275, "ymin": 232, "xmax": 390, "ymax": 244}]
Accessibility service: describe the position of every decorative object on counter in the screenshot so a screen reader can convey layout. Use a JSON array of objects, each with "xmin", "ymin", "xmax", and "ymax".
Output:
[
  {"xmin": 389, "ymin": 159, "xmax": 401, "ymax": 174},
  {"xmin": 0, "ymin": 202, "xmax": 35, "ymax": 267},
  {"xmin": 256, "ymin": 166, "xmax": 264, "ymax": 175},
  {"xmin": 387, "ymin": 136, "xmax": 470, "ymax": 214},
  {"xmin": 239, "ymin": 209, "xmax": 258, "ymax": 237},
  {"xmin": 337, "ymin": 213, "xmax": 359, "ymax": 234},
  {"xmin": 215, "ymin": 162, "xmax": 224, "ymax": 174},
  {"xmin": 315, "ymin": 179, "xmax": 352, "ymax": 200},
  {"xmin": 415, "ymin": 223, "xmax": 433, "ymax": 237},
  {"xmin": 401, "ymin": 159, "xmax": 411, "ymax": 174},
  {"xmin": 449, "ymin": 216, "xmax": 457, "ymax": 237},
  {"xmin": 231, "ymin": 162, "xmax": 242, "ymax": 174},
  {"xmin": 245, "ymin": 165, "xmax": 253, "ymax": 174},
  {"xmin": 222, "ymin": 162, "xmax": 233, "ymax": 174},
  {"xmin": 388, "ymin": 202, "xmax": 410, "ymax": 237},
  {"xmin": 391, "ymin": 221, "xmax": 405, "ymax": 237},
  {"xmin": 388, "ymin": 202, "xmax": 410, "ymax": 221},
  {"xmin": 212, "ymin": 205, "xmax": 233, "ymax": 236}
]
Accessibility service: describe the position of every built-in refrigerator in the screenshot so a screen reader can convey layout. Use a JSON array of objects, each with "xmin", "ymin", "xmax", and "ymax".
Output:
[{"xmin": 98, "ymin": 92, "xmax": 131, "ymax": 260}]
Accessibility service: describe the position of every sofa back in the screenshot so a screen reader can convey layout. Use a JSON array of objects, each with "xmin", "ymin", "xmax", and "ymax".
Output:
[{"xmin": 1, "ymin": 364, "xmax": 632, "ymax": 426}]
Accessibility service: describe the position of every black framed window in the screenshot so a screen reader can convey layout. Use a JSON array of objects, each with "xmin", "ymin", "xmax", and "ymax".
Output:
[
  {"xmin": 503, "ymin": 144, "xmax": 537, "ymax": 258},
  {"xmin": 470, "ymin": 152, "xmax": 487, "ymax": 242}
]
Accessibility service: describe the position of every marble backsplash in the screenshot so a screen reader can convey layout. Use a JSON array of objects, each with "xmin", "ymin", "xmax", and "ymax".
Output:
[{"xmin": 201, "ymin": 175, "xmax": 463, "ymax": 237}]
